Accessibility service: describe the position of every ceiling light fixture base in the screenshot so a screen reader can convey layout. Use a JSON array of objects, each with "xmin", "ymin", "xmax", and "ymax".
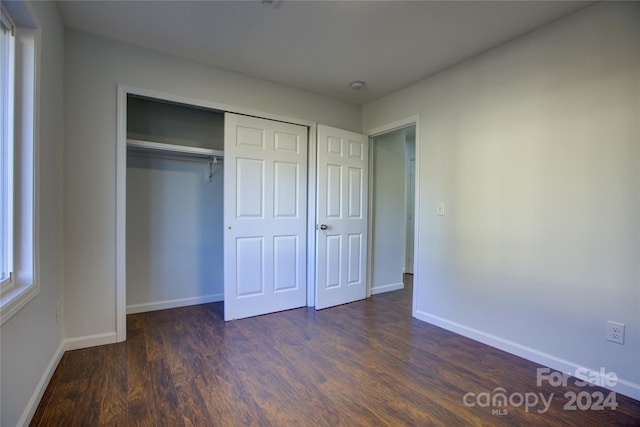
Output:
[{"xmin": 350, "ymin": 81, "xmax": 366, "ymax": 91}]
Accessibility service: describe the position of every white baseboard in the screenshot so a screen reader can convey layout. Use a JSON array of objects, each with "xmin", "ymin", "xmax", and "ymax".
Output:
[
  {"xmin": 371, "ymin": 282, "xmax": 404, "ymax": 295},
  {"xmin": 65, "ymin": 332, "xmax": 117, "ymax": 351},
  {"xmin": 414, "ymin": 309, "xmax": 640, "ymax": 401},
  {"xmin": 126, "ymin": 293, "xmax": 224, "ymax": 315},
  {"xmin": 18, "ymin": 341, "xmax": 65, "ymax": 427}
]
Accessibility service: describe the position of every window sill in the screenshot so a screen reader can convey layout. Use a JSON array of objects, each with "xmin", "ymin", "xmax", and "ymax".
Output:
[{"xmin": 0, "ymin": 280, "xmax": 39, "ymax": 325}]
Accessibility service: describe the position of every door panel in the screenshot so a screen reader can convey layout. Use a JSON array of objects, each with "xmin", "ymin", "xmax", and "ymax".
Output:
[
  {"xmin": 348, "ymin": 167, "xmax": 362, "ymax": 218},
  {"xmin": 236, "ymin": 237, "xmax": 263, "ymax": 297},
  {"xmin": 224, "ymin": 113, "xmax": 307, "ymax": 320},
  {"xmin": 274, "ymin": 162, "xmax": 298, "ymax": 217},
  {"xmin": 326, "ymin": 165, "xmax": 342, "ymax": 218},
  {"xmin": 316, "ymin": 125, "xmax": 368, "ymax": 310},
  {"xmin": 325, "ymin": 235, "xmax": 341, "ymax": 288},
  {"xmin": 347, "ymin": 233, "xmax": 362, "ymax": 284},
  {"xmin": 273, "ymin": 235, "xmax": 297, "ymax": 291},
  {"xmin": 236, "ymin": 158, "xmax": 264, "ymax": 218}
]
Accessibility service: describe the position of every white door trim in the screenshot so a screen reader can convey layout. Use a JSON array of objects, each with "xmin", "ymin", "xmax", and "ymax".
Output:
[
  {"xmin": 405, "ymin": 157, "xmax": 416, "ymax": 274},
  {"xmin": 307, "ymin": 128, "xmax": 317, "ymax": 308},
  {"xmin": 116, "ymin": 84, "xmax": 317, "ymax": 341},
  {"xmin": 364, "ymin": 115, "xmax": 420, "ymax": 312}
]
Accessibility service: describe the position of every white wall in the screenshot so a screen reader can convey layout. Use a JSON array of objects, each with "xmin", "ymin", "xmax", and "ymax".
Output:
[
  {"xmin": 371, "ymin": 128, "xmax": 407, "ymax": 294},
  {"xmin": 126, "ymin": 153, "xmax": 224, "ymax": 312},
  {"xmin": 127, "ymin": 96, "xmax": 225, "ymax": 150},
  {"xmin": 64, "ymin": 30, "xmax": 362, "ymax": 342},
  {"xmin": 364, "ymin": 2, "xmax": 640, "ymax": 397},
  {"xmin": 0, "ymin": 1, "xmax": 65, "ymax": 425}
]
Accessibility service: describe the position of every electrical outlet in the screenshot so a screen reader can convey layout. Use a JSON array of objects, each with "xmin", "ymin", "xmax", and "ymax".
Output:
[
  {"xmin": 56, "ymin": 300, "xmax": 62, "ymax": 322},
  {"xmin": 606, "ymin": 321, "xmax": 625, "ymax": 344}
]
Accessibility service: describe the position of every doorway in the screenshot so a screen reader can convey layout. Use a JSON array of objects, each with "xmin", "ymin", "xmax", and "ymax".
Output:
[{"xmin": 368, "ymin": 122, "xmax": 417, "ymax": 298}]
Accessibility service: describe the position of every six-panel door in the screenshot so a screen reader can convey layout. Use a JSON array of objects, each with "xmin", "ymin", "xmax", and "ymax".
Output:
[
  {"xmin": 315, "ymin": 125, "xmax": 369, "ymax": 310},
  {"xmin": 224, "ymin": 113, "xmax": 308, "ymax": 320}
]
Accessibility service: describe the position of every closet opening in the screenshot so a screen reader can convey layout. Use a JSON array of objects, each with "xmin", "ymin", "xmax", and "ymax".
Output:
[
  {"xmin": 125, "ymin": 94, "xmax": 225, "ymax": 316},
  {"xmin": 117, "ymin": 85, "xmax": 320, "ymax": 340}
]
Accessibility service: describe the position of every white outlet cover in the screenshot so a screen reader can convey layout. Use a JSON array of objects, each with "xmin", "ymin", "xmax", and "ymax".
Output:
[{"xmin": 606, "ymin": 321, "xmax": 625, "ymax": 344}]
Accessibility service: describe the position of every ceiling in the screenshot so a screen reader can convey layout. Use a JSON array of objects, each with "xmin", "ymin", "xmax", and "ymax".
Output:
[{"xmin": 56, "ymin": 1, "xmax": 593, "ymax": 105}]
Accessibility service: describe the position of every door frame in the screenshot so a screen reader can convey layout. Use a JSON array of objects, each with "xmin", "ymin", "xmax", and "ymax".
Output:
[
  {"xmin": 364, "ymin": 116, "xmax": 420, "ymax": 311},
  {"xmin": 405, "ymin": 156, "xmax": 416, "ymax": 274},
  {"xmin": 115, "ymin": 84, "xmax": 318, "ymax": 341}
]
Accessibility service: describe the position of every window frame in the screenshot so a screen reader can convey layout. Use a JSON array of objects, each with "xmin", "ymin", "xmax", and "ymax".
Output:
[
  {"xmin": 0, "ymin": 2, "xmax": 39, "ymax": 325},
  {"xmin": 0, "ymin": 7, "xmax": 15, "ymax": 295}
]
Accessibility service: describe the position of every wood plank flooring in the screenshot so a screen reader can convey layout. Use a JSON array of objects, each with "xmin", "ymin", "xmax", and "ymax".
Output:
[{"xmin": 32, "ymin": 276, "xmax": 640, "ymax": 426}]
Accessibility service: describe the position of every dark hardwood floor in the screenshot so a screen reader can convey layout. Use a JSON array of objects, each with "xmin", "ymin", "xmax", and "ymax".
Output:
[{"xmin": 32, "ymin": 276, "xmax": 640, "ymax": 426}]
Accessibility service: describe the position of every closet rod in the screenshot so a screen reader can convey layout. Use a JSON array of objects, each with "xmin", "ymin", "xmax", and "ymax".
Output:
[{"xmin": 127, "ymin": 138, "xmax": 224, "ymax": 160}]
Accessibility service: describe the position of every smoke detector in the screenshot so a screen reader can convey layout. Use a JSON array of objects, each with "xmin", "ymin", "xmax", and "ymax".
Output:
[{"xmin": 350, "ymin": 81, "xmax": 366, "ymax": 91}]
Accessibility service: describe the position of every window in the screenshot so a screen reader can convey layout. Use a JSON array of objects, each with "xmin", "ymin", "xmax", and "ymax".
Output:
[
  {"xmin": 0, "ymin": 8, "xmax": 14, "ymax": 295},
  {"xmin": 0, "ymin": 2, "xmax": 38, "ymax": 325}
]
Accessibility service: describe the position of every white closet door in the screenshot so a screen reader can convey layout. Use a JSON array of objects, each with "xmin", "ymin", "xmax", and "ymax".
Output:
[
  {"xmin": 224, "ymin": 113, "xmax": 308, "ymax": 320},
  {"xmin": 316, "ymin": 125, "xmax": 368, "ymax": 310}
]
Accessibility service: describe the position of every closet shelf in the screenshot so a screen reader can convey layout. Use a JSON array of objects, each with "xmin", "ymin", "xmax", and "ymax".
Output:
[{"xmin": 127, "ymin": 138, "xmax": 224, "ymax": 159}]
